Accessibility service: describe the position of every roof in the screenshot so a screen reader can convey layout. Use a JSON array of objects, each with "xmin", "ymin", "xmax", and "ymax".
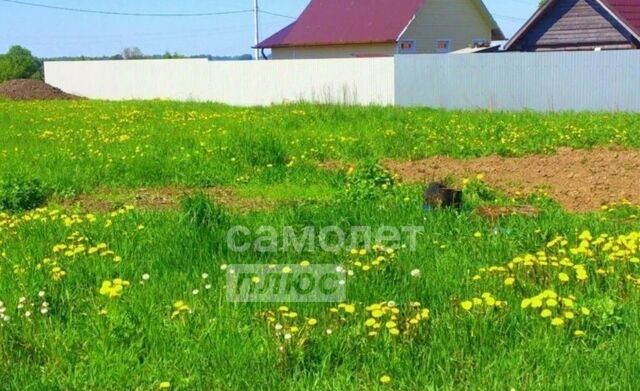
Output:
[
  {"xmin": 505, "ymin": 0, "xmax": 640, "ymax": 50},
  {"xmin": 605, "ymin": 0, "xmax": 640, "ymax": 33},
  {"xmin": 257, "ymin": 0, "xmax": 503, "ymax": 49}
]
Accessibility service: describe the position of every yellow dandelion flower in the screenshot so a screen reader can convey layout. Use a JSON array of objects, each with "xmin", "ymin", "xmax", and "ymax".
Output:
[
  {"xmin": 371, "ymin": 309, "xmax": 384, "ymax": 318},
  {"xmin": 365, "ymin": 318, "xmax": 376, "ymax": 327},
  {"xmin": 504, "ymin": 277, "xmax": 515, "ymax": 286},
  {"xmin": 380, "ymin": 375, "xmax": 392, "ymax": 384},
  {"xmin": 307, "ymin": 318, "xmax": 318, "ymax": 326},
  {"xmin": 574, "ymin": 330, "xmax": 586, "ymax": 337},
  {"xmin": 558, "ymin": 273, "xmax": 570, "ymax": 282},
  {"xmin": 540, "ymin": 309, "xmax": 552, "ymax": 318},
  {"xmin": 461, "ymin": 301, "xmax": 473, "ymax": 311},
  {"xmin": 576, "ymin": 271, "xmax": 588, "ymax": 281},
  {"xmin": 551, "ymin": 317, "xmax": 565, "ymax": 327},
  {"xmin": 159, "ymin": 381, "xmax": 171, "ymax": 389}
]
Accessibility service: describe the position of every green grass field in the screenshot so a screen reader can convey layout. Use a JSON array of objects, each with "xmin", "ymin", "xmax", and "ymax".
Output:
[{"xmin": 1, "ymin": 100, "xmax": 640, "ymax": 390}]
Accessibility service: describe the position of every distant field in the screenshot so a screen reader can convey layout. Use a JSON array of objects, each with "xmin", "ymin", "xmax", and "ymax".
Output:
[{"xmin": 1, "ymin": 100, "xmax": 640, "ymax": 389}]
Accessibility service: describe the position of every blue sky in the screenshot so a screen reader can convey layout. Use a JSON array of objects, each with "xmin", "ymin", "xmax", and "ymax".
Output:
[{"xmin": 0, "ymin": 0, "xmax": 540, "ymax": 58}]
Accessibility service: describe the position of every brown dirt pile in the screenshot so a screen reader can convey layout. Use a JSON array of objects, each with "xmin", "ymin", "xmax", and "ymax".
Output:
[
  {"xmin": 386, "ymin": 148, "xmax": 640, "ymax": 212},
  {"xmin": 0, "ymin": 79, "xmax": 80, "ymax": 101}
]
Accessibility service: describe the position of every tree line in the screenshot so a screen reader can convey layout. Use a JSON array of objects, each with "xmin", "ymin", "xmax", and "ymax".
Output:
[{"xmin": 0, "ymin": 45, "xmax": 253, "ymax": 83}]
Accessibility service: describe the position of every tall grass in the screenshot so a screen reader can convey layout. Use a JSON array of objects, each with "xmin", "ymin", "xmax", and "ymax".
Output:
[{"xmin": 0, "ymin": 101, "xmax": 639, "ymax": 389}]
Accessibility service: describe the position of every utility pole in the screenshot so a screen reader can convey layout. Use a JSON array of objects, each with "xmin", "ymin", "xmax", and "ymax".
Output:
[{"xmin": 254, "ymin": 0, "xmax": 260, "ymax": 60}]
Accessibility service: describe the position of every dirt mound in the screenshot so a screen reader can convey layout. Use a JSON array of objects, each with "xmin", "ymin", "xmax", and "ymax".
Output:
[
  {"xmin": 0, "ymin": 79, "xmax": 80, "ymax": 101},
  {"xmin": 387, "ymin": 148, "xmax": 640, "ymax": 212}
]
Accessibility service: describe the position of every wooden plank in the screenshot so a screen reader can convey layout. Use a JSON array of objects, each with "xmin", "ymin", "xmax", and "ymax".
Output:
[{"xmin": 515, "ymin": 0, "xmax": 636, "ymax": 51}]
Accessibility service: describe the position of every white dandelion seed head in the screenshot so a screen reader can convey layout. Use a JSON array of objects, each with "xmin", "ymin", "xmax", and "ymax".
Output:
[
  {"xmin": 410, "ymin": 269, "xmax": 422, "ymax": 278},
  {"xmin": 142, "ymin": 273, "xmax": 150, "ymax": 281},
  {"xmin": 202, "ymin": 273, "xmax": 210, "ymax": 279},
  {"xmin": 192, "ymin": 289, "xmax": 200, "ymax": 296},
  {"xmin": 205, "ymin": 284, "xmax": 212, "ymax": 290},
  {"xmin": 38, "ymin": 291, "xmax": 46, "ymax": 298}
]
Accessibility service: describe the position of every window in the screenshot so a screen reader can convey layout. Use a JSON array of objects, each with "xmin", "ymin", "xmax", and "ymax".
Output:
[
  {"xmin": 397, "ymin": 39, "xmax": 417, "ymax": 54},
  {"xmin": 436, "ymin": 39, "xmax": 452, "ymax": 53}
]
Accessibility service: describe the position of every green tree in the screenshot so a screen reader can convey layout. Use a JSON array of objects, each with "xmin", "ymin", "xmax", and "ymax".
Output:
[
  {"xmin": 0, "ymin": 45, "xmax": 43, "ymax": 82},
  {"xmin": 122, "ymin": 47, "xmax": 144, "ymax": 60}
]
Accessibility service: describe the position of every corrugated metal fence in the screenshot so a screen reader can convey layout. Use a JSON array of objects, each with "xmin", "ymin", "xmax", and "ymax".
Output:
[
  {"xmin": 45, "ymin": 51, "xmax": 640, "ymax": 111},
  {"xmin": 395, "ymin": 50, "xmax": 640, "ymax": 111},
  {"xmin": 44, "ymin": 57, "xmax": 395, "ymax": 106}
]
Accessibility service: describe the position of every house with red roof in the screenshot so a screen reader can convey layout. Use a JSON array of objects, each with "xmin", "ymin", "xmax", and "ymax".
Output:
[
  {"xmin": 505, "ymin": 0, "xmax": 640, "ymax": 51},
  {"xmin": 256, "ymin": 0, "xmax": 504, "ymax": 60}
]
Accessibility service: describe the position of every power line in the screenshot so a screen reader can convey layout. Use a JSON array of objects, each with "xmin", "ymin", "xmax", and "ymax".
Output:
[
  {"xmin": 0, "ymin": 0, "xmax": 253, "ymax": 17},
  {"xmin": 493, "ymin": 13, "xmax": 527, "ymax": 22},
  {"xmin": 259, "ymin": 10, "xmax": 296, "ymax": 19}
]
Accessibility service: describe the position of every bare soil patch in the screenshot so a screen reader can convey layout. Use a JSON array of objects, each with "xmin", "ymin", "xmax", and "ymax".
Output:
[
  {"xmin": 61, "ymin": 187, "xmax": 277, "ymax": 213},
  {"xmin": 386, "ymin": 148, "xmax": 640, "ymax": 212},
  {"xmin": 0, "ymin": 79, "xmax": 81, "ymax": 101},
  {"xmin": 476, "ymin": 205, "xmax": 541, "ymax": 221}
]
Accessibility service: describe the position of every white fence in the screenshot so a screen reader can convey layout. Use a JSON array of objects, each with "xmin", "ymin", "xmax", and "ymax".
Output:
[
  {"xmin": 395, "ymin": 51, "xmax": 640, "ymax": 111},
  {"xmin": 45, "ymin": 51, "xmax": 640, "ymax": 111},
  {"xmin": 44, "ymin": 58, "xmax": 395, "ymax": 106}
]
